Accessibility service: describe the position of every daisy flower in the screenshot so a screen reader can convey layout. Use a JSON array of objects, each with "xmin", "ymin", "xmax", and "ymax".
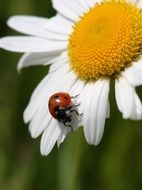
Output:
[{"xmin": 1, "ymin": 0, "xmax": 142, "ymax": 156}]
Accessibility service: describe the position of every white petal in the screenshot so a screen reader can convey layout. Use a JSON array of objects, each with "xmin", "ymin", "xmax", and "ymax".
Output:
[
  {"xmin": 80, "ymin": 83, "xmax": 95, "ymax": 144},
  {"xmin": 26, "ymin": 53, "xmax": 68, "ymax": 104},
  {"xmin": 52, "ymin": 0, "xmax": 83, "ymax": 21},
  {"xmin": 40, "ymin": 119, "xmax": 61, "ymax": 156},
  {"xmin": 79, "ymin": 83, "xmax": 93, "ymax": 116},
  {"xmin": 7, "ymin": 16, "xmax": 48, "ymax": 37},
  {"xmin": 7, "ymin": 16, "xmax": 67, "ymax": 40},
  {"xmin": 62, "ymin": 71, "xmax": 77, "ymax": 91},
  {"xmin": 44, "ymin": 14, "xmax": 73, "ymax": 35},
  {"xmin": 136, "ymin": 0, "xmax": 142, "ymax": 8},
  {"xmin": 131, "ymin": 93, "xmax": 142, "ymax": 120},
  {"xmin": 48, "ymin": 52, "xmax": 68, "ymax": 71},
  {"xmin": 31, "ymin": 62, "xmax": 69, "ymax": 102},
  {"xmin": 80, "ymin": 83, "xmax": 97, "ymax": 145},
  {"xmin": 57, "ymin": 125, "xmax": 70, "ymax": 147},
  {"xmin": 31, "ymin": 29, "xmax": 68, "ymax": 41},
  {"xmin": 69, "ymin": 79, "xmax": 85, "ymax": 98},
  {"xmin": 129, "ymin": 0, "xmax": 138, "ymax": 4},
  {"xmin": 25, "ymin": 73, "xmax": 52, "ymax": 113},
  {"xmin": 115, "ymin": 77, "xmax": 134, "ymax": 119},
  {"xmin": 69, "ymin": 79, "xmax": 85, "ymax": 130},
  {"xmin": 115, "ymin": 77, "xmax": 142, "ymax": 120},
  {"xmin": 17, "ymin": 52, "xmax": 62, "ymax": 71},
  {"xmin": 80, "ymin": 80, "xmax": 110, "ymax": 145},
  {"xmin": 75, "ymin": 0, "xmax": 90, "ymax": 10},
  {"xmin": 0, "ymin": 36, "xmax": 67, "ymax": 53},
  {"xmin": 130, "ymin": 0, "xmax": 142, "ymax": 8},
  {"xmin": 93, "ymin": 80, "xmax": 110, "ymax": 144},
  {"xmin": 24, "ymin": 74, "xmax": 51, "ymax": 124},
  {"xmin": 122, "ymin": 59, "xmax": 142, "ymax": 86},
  {"xmin": 29, "ymin": 106, "xmax": 51, "ymax": 138},
  {"xmin": 84, "ymin": 0, "xmax": 98, "ymax": 7}
]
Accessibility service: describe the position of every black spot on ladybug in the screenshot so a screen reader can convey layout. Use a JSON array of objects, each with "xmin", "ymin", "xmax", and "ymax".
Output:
[
  {"xmin": 54, "ymin": 95, "xmax": 59, "ymax": 99},
  {"xmin": 64, "ymin": 96, "xmax": 69, "ymax": 100}
]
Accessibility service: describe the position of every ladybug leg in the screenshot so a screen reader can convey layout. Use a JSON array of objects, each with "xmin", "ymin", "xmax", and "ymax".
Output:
[
  {"xmin": 73, "ymin": 102, "xmax": 81, "ymax": 107},
  {"xmin": 65, "ymin": 105, "xmax": 74, "ymax": 110},
  {"xmin": 67, "ymin": 103, "xmax": 81, "ymax": 110},
  {"xmin": 63, "ymin": 122, "xmax": 73, "ymax": 132},
  {"xmin": 71, "ymin": 94, "xmax": 80, "ymax": 99},
  {"xmin": 70, "ymin": 109, "xmax": 83, "ymax": 116},
  {"xmin": 65, "ymin": 103, "xmax": 81, "ymax": 109},
  {"xmin": 67, "ymin": 104, "xmax": 82, "ymax": 116}
]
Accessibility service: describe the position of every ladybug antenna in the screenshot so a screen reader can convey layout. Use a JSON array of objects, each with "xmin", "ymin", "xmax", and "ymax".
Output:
[{"xmin": 71, "ymin": 94, "xmax": 80, "ymax": 99}]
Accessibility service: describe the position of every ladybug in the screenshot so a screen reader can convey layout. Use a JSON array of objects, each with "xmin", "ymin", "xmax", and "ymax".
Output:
[{"xmin": 48, "ymin": 92, "xmax": 81, "ymax": 131}]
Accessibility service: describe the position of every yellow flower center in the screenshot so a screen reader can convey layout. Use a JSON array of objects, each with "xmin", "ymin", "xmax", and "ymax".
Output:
[{"xmin": 68, "ymin": 0, "xmax": 142, "ymax": 81}]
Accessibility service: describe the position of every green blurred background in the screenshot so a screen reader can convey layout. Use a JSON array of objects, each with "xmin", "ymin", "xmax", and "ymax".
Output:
[{"xmin": 0, "ymin": 0, "xmax": 142, "ymax": 190}]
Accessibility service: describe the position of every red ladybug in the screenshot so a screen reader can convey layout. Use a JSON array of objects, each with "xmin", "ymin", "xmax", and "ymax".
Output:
[{"xmin": 48, "ymin": 92, "xmax": 81, "ymax": 131}]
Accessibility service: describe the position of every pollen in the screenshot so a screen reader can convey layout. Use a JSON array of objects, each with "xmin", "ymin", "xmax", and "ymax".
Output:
[{"xmin": 68, "ymin": 0, "xmax": 142, "ymax": 81}]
